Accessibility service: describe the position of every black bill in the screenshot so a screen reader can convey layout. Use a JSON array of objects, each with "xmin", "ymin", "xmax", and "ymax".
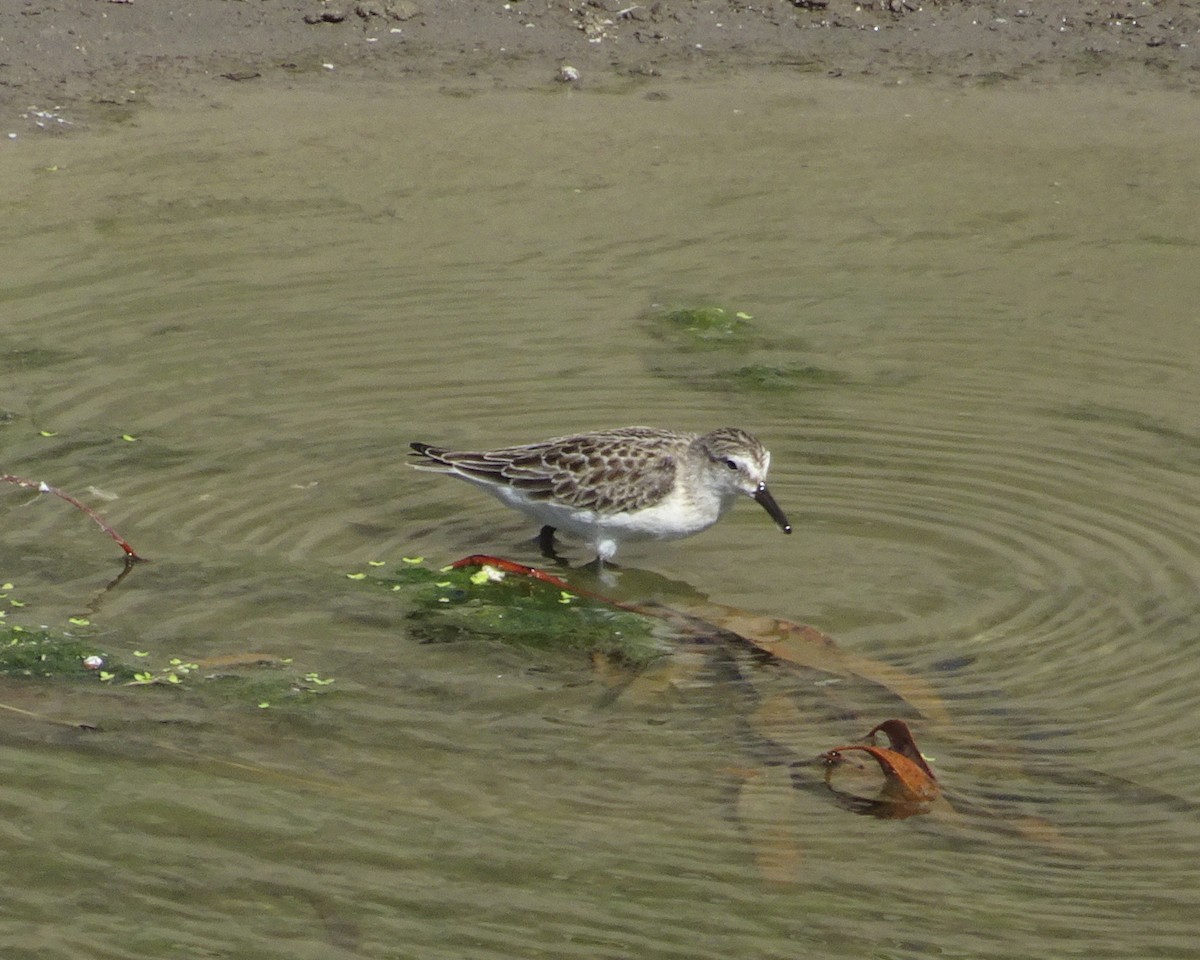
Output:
[{"xmin": 753, "ymin": 482, "xmax": 792, "ymax": 534}]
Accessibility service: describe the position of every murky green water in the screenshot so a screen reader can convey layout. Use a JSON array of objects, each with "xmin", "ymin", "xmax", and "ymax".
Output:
[{"xmin": 2, "ymin": 75, "xmax": 1198, "ymax": 958}]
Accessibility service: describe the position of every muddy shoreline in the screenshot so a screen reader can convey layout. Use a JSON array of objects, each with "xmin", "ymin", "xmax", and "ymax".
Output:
[{"xmin": 3, "ymin": 1, "xmax": 1199, "ymax": 135}]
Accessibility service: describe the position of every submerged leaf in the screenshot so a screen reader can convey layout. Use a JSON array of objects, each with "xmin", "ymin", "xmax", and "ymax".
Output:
[{"xmin": 666, "ymin": 602, "xmax": 949, "ymax": 724}]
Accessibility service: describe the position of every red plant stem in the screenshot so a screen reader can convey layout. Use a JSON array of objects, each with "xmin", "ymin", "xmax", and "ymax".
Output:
[
  {"xmin": 2, "ymin": 474, "xmax": 146, "ymax": 561},
  {"xmin": 447, "ymin": 554, "xmax": 654, "ymax": 615}
]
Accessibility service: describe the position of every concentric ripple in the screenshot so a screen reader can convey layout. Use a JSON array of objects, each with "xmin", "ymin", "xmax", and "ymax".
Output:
[
  {"xmin": 3, "ymin": 78, "xmax": 1199, "ymax": 960},
  {"xmin": 757, "ymin": 345, "xmax": 1200, "ymax": 776}
]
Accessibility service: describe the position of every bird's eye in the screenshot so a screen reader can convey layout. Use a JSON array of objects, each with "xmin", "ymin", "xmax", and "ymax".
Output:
[{"xmin": 724, "ymin": 458, "xmax": 739, "ymax": 470}]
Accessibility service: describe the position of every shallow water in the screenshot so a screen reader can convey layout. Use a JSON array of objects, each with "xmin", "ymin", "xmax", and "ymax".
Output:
[{"xmin": 2, "ymin": 75, "xmax": 1199, "ymax": 958}]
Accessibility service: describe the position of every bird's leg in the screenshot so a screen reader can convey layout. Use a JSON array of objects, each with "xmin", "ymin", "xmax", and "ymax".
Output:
[{"xmin": 537, "ymin": 525, "xmax": 559, "ymax": 559}]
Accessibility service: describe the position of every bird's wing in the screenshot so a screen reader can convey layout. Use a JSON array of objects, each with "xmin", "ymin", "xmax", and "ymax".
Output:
[
  {"xmin": 409, "ymin": 430, "xmax": 680, "ymax": 514},
  {"xmin": 520, "ymin": 435, "xmax": 678, "ymax": 513}
]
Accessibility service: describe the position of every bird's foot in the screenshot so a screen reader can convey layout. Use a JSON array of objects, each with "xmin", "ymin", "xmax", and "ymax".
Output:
[{"xmin": 534, "ymin": 525, "xmax": 571, "ymax": 567}]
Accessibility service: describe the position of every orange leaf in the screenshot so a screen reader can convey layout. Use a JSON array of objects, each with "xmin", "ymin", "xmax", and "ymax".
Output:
[
  {"xmin": 822, "ymin": 744, "xmax": 940, "ymax": 804},
  {"xmin": 867, "ymin": 718, "xmax": 937, "ymax": 782},
  {"xmin": 819, "ymin": 720, "xmax": 940, "ymax": 817}
]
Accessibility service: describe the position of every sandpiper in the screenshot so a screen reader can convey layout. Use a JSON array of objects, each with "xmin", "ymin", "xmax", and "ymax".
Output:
[{"xmin": 409, "ymin": 426, "xmax": 792, "ymax": 562}]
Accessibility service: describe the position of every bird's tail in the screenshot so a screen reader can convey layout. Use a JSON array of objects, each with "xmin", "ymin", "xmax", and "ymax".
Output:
[{"xmin": 408, "ymin": 442, "xmax": 450, "ymax": 469}]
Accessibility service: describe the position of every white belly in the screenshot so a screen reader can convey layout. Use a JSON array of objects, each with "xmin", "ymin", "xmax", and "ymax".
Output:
[{"xmin": 480, "ymin": 480, "xmax": 734, "ymax": 554}]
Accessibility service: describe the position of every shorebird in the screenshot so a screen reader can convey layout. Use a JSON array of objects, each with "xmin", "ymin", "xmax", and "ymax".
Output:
[{"xmin": 409, "ymin": 426, "xmax": 791, "ymax": 562}]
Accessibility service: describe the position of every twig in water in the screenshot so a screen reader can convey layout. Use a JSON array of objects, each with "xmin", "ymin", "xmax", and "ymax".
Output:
[{"xmin": 2, "ymin": 473, "xmax": 147, "ymax": 561}]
